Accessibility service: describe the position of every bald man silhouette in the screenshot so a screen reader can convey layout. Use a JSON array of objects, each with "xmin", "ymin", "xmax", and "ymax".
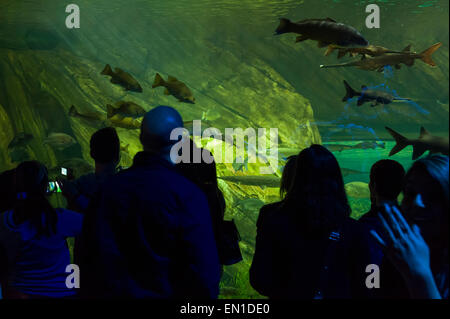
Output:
[{"xmin": 93, "ymin": 106, "xmax": 221, "ymax": 298}]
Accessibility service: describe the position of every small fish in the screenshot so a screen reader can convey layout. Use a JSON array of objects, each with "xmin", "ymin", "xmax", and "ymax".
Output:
[
  {"xmin": 152, "ymin": 73, "xmax": 195, "ymax": 104},
  {"xmin": 69, "ymin": 105, "xmax": 106, "ymax": 126},
  {"xmin": 352, "ymin": 141, "xmax": 385, "ymax": 150},
  {"xmin": 106, "ymin": 101, "xmax": 146, "ymax": 119},
  {"xmin": 107, "ymin": 115, "xmax": 142, "ymax": 130},
  {"xmin": 342, "ymin": 80, "xmax": 411, "ymax": 107},
  {"xmin": 101, "ymin": 64, "xmax": 143, "ymax": 93},
  {"xmin": 341, "ymin": 167, "xmax": 366, "ymax": 177},
  {"xmin": 8, "ymin": 132, "xmax": 34, "ymax": 149},
  {"xmin": 325, "ymin": 44, "xmax": 406, "ymax": 59},
  {"xmin": 345, "ymin": 181, "xmax": 370, "ymax": 199},
  {"xmin": 386, "ymin": 126, "xmax": 449, "ymax": 160},
  {"xmin": 43, "ymin": 133, "xmax": 77, "ymax": 150},
  {"xmin": 323, "ymin": 144, "xmax": 354, "ymax": 152},
  {"xmin": 320, "ymin": 43, "xmax": 442, "ymax": 71},
  {"xmin": 275, "ymin": 17, "xmax": 368, "ymax": 49},
  {"xmin": 218, "ymin": 175, "xmax": 281, "ymax": 188}
]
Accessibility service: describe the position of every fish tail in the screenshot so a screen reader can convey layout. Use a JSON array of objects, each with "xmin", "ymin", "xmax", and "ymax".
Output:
[
  {"xmin": 275, "ymin": 18, "xmax": 291, "ymax": 35},
  {"xmin": 342, "ymin": 80, "xmax": 359, "ymax": 102},
  {"xmin": 420, "ymin": 42, "xmax": 442, "ymax": 67},
  {"xmin": 385, "ymin": 126, "xmax": 410, "ymax": 156},
  {"xmin": 106, "ymin": 104, "xmax": 116, "ymax": 119},
  {"xmin": 101, "ymin": 64, "xmax": 113, "ymax": 76},
  {"xmin": 152, "ymin": 73, "xmax": 165, "ymax": 88},
  {"xmin": 324, "ymin": 45, "xmax": 338, "ymax": 57}
]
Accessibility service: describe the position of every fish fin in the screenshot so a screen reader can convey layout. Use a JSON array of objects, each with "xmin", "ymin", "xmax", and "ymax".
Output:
[
  {"xmin": 106, "ymin": 104, "xmax": 116, "ymax": 119},
  {"xmin": 295, "ymin": 35, "xmax": 308, "ymax": 43},
  {"xmin": 419, "ymin": 126, "xmax": 431, "ymax": 139},
  {"xmin": 101, "ymin": 64, "xmax": 113, "ymax": 76},
  {"xmin": 412, "ymin": 145, "xmax": 428, "ymax": 160},
  {"xmin": 110, "ymin": 77, "xmax": 120, "ymax": 84},
  {"xmin": 164, "ymin": 88, "xmax": 170, "ymax": 95},
  {"xmin": 324, "ymin": 45, "xmax": 337, "ymax": 56},
  {"xmin": 167, "ymin": 75, "xmax": 178, "ymax": 82},
  {"xmin": 395, "ymin": 64, "xmax": 401, "ymax": 69},
  {"xmin": 152, "ymin": 73, "xmax": 165, "ymax": 88},
  {"xmin": 385, "ymin": 127, "xmax": 410, "ymax": 156},
  {"xmin": 342, "ymin": 80, "xmax": 359, "ymax": 102},
  {"xmin": 420, "ymin": 42, "xmax": 442, "ymax": 67},
  {"xmin": 402, "ymin": 44, "xmax": 412, "ymax": 52},
  {"xmin": 69, "ymin": 105, "xmax": 78, "ymax": 117},
  {"xmin": 317, "ymin": 41, "xmax": 329, "ymax": 48},
  {"xmin": 275, "ymin": 18, "xmax": 291, "ymax": 35},
  {"xmin": 325, "ymin": 17, "xmax": 337, "ymax": 22},
  {"xmin": 337, "ymin": 49, "xmax": 347, "ymax": 59}
]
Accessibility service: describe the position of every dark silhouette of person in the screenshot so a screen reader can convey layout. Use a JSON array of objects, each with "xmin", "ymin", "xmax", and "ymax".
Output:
[
  {"xmin": 372, "ymin": 155, "xmax": 449, "ymax": 298},
  {"xmin": 0, "ymin": 161, "xmax": 83, "ymax": 298},
  {"xmin": 59, "ymin": 127, "xmax": 121, "ymax": 298},
  {"xmin": 250, "ymin": 145, "xmax": 363, "ymax": 299},
  {"xmin": 0, "ymin": 168, "xmax": 16, "ymax": 213},
  {"xmin": 176, "ymin": 139, "xmax": 225, "ymax": 263},
  {"xmin": 93, "ymin": 106, "xmax": 221, "ymax": 298}
]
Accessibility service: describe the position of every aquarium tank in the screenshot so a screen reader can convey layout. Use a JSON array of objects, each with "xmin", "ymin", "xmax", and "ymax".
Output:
[{"xmin": 0, "ymin": 0, "xmax": 448, "ymax": 298}]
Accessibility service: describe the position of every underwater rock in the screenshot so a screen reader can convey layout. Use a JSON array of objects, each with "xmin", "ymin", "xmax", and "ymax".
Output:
[{"xmin": 345, "ymin": 181, "xmax": 370, "ymax": 199}]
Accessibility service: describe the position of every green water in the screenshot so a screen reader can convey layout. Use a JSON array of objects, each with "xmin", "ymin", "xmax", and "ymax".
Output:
[{"xmin": 0, "ymin": 0, "xmax": 448, "ymax": 298}]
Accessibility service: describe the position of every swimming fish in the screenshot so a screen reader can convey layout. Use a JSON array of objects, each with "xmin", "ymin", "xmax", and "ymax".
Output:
[
  {"xmin": 345, "ymin": 181, "xmax": 370, "ymax": 199},
  {"xmin": 342, "ymin": 81, "xmax": 411, "ymax": 107},
  {"xmin": 352, "ymin": 141, "xmax": 385, "ymax": 150},
  {"xmin": 107, "ymin": 115, "xmax": 142, "ymax": 130},
  {"xmin": 320, "ymin": 42, "xmax": 442, "ymax": 71},
  {"xmin": 386, "ymin": 126, "xmax": 449, "ymax": 160},
  {"xmin": 69, "ymin": 105, "xmax": 106, "ymax": 126},
  {"xmin": 101, "ymin": 64, "xmax": 143, "ymax": 93},
  {"xmin": 152, "ymin": 73, "xmax": 195, "ymax": 104},
  {"xmin": 323, "ymin": 144, "xmax": 355, "ymax": 152},
  {"xmin": 218, "ymin": 175, "xmax": 281, "ymax": 188},
  {"xmin": 325, "ymin": 44, "xmax": 407, "ymax": 59},
  {"xmin": 275, "ymin": 17, "xmax": 368, "ymax": 49},
  {"xmin": 8, "ymin": 132, "xmax": 34, "ymax": 150},
  {"xmin": 106, "ymin": 101, "xmax": 146, "ymax": 119},
  {"xmin": 43, "ymin": 133, "xmax": 77, "ymax": 150}
]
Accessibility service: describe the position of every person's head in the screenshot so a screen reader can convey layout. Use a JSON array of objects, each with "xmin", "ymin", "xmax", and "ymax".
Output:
[
  {"xmin": 401, "ymin": 154, "xmax": 449, "ymax": 245},
  {"xmin": 13, "ymin": 161, "xmax": 57, "ymax": 237},
  {"xmin": 140, "ymin": 106, "xmax": 184, "ymax": 160},
  {"xmin": 369, "ymin": 159, "xmax": 405, "ymax": 205},
  {"xmin": 280, "ymin": 155, "xmax": 297, "ymax": 199},
  {"xmin": 177, "ymin": 138, "xmax": 218, "ymax": 189},
  {"xmin": 284, "ymin": 145, "xmax": 350, "ymax": 234},
  {"xmin": 0, "ymin": 168, "xmax": 17, "ymax": 213},
  {"xmin": 90, "ymin": 127, "xmax": 120, "ymax": 166}
]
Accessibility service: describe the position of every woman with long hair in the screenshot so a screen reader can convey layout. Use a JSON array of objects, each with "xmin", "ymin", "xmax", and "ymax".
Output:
[
  {"xmin": 250, "ymin": 145, "xmax": 361, "ymax": 299},
  {"xmin": 371, "ymin": 154, "xmax": 449, "ymax": 299},
  {"xmin": 0, "ymin": 161, "xmax": 83, "ymax": 298}
]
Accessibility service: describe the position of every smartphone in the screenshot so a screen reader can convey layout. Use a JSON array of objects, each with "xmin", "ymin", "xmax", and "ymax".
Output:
[
  {"xmin": 60, "ymin": 167, "xmax": 74, "ymax": 180},
  {"xmin": 47, "ymin": 181, "xmax": 62, "ymax": 194}
]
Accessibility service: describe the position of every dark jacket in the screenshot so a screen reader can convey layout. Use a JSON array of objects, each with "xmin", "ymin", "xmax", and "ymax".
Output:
[
  {"xmin": 93, "ymin": 152, "xmax": 221, "ymax": 298},
  {"xmin": 250, "ymin": 202, "xmax": 367, "ymax": 299}
]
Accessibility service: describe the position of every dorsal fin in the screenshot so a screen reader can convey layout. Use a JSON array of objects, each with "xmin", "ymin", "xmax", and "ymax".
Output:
[
  {"xmin": 167, "ymin": 75, "xmax": 178, "ymax": 82},
  {"xmin": 419, "ymin": 127, "xmax": 430, "ymax": 138},
  {"xmin": 402, "ymin": 44, "xmax": 412, "ymax": 52},
  {"xmin": 326, "ymin": 17, "xmax": 336, "ymax": 22}
]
